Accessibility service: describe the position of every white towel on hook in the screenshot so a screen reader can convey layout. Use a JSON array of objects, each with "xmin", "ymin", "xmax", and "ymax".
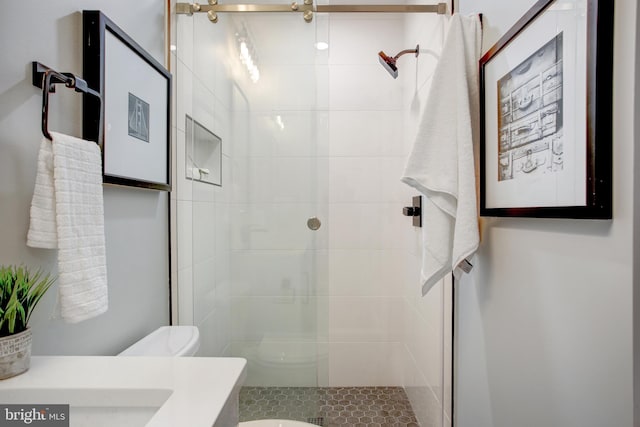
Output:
[
  {"xmin": 28, "ymin": 132, "xmax": 108, "ymax": 323},
  {"xmin": 27, "ymin": 139, "xmax": 58, "ymax": 248},
  {"xmin": 401, "ymin": 14, "xmax": 482, "ymax": 296}
]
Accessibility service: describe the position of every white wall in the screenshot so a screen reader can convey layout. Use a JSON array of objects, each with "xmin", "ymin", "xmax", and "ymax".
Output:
[
  {"xmin": 455, "ymin": 0, "xmax": 636, "ymax": 426},
  {"xmin": 400, "ymin": 12, "xmax": 453, "ymax": 427},
  {"xmin": 324, "ymin": 13, "xmax": 415, "ymax": 387},
  {"xmin": 0, "ymin": 0, "xmax": 170, "ymax": 354},
  {"xmin": 171, "ymin": 8, "xmax": 234, "ymax": 357}
]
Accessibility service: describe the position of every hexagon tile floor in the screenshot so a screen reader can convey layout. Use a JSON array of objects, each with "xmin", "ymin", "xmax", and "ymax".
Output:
[{"xmin": 239, "ymin": 386, "xmax": 419, "ymax": 426}]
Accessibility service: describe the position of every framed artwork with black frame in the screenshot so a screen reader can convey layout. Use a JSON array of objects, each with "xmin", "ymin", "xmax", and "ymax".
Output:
[
  {"xmin": 83, "ymin": 10, "xmax": 171, "ymax": 191},
  {"xmin": 479, "ymin": 0, "xmax": 613, "ymax": 218}
]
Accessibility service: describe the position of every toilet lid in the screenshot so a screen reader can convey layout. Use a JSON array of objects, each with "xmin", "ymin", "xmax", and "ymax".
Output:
[{"xmin": 118, "ymin": 326, "xmax": 200, "ymax": 356}]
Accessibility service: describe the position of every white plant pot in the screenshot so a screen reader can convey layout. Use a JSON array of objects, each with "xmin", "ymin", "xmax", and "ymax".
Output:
[{"xmin": 0, "ymin": 328, "xmax": 32, "ymax": 380}]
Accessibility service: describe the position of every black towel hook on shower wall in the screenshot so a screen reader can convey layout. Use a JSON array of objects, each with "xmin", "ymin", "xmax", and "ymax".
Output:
[{"xmin": 31, "ymin": 61, "xmax": 103, "ymax": 144}]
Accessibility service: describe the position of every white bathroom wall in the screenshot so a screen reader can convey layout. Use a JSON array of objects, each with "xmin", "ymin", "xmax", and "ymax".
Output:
[
  {"xmin": 455, "ymin": 0, "xmax": 637, "ymax": 426},
  {"xmin": 0, "ymin": 0, "xmax": 170, "ymax": 355},
  {"xmin": 400, "ymin": 12, "xmax": 453, "ymax": 427},
  {"xmin": 172, "ymin": 8, "xmax": 234, "ymax": 357},
  {"xmin": 324, "ymin": 13, "xmax": 416, "ymax": 387}
]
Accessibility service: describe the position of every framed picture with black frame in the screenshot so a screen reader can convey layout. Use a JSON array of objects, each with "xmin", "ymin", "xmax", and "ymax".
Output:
[
  {"xmin": 479, "ymin": 0, "xmax": 613, "ymax": 218},
  {"xmin": 83, "ymin": 10, "xmax": 171, "ymax": 191}
]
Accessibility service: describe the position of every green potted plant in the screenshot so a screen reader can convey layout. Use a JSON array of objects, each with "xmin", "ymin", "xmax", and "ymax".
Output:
[{"xmin": 0, "ymin": 265, "xmax": 55, "ymax": 379}]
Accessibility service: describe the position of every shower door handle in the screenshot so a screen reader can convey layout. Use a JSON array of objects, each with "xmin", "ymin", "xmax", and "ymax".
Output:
[{"xmin": 307, "ymin": 217, "xmax": 321, "ymax": 231}]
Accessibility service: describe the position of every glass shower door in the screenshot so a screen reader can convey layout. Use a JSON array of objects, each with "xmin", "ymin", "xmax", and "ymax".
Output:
[
  {"xmin": 178, "ymin": 8, "xmax": 330, "ymax": 422},
  {"xmin": 226, "ymin": 12, "xmax": 329, "ymax": 393}
]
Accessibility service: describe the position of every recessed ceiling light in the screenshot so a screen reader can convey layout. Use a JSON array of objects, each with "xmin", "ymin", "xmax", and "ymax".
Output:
[{"xmin": 315, "ymin": 42, "xmax": 329, "ymax": 51}]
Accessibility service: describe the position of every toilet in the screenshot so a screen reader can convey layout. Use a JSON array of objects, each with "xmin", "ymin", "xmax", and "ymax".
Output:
[
  {"xmin": 118, "ymin": 325, "xmax": 200, "ymax": 356},
  {"xmin": 121, "ymin": 328, "xmax": 317, "ymax": 427},
  {"xmin": 240, "ymin": 333, "xmax": 328, "ymax": 387}
]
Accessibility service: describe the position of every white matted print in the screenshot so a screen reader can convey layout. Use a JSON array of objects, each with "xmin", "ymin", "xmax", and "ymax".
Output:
[
  {"xmin": 483, "ymin": 2, "xmax": 586, "ymax": 209},
  {"xmin": 479, "ymin": 0, "xmax": 613, "ymax": 219},
  {"xmin": 83, "ymin": 10, "xmax": 171, "ymax": 191},
  {"xmin": 104, "ymin": 31, "xmax": 168, "ymax": 186},
  {"xmin": 497, "ymin": 34, "xmax": 563, "ymax": 182}
]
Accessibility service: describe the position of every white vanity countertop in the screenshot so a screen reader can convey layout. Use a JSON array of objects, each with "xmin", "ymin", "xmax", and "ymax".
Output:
[{"xmin": 0, "ymin": 356, "xmax": 247, "ymax": 427}]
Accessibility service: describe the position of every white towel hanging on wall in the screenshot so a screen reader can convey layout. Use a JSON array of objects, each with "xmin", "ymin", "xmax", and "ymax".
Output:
[
  {"xmin": 401, "ymin": 14, "xmax": 483, "ymax": 296},
  {"xmin": 28, "ymin": 132, "xmax": 108, "ymax": 323}
]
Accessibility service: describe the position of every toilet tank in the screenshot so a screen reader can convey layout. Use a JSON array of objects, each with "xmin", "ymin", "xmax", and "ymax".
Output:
[{"xmin": 118, "ymin": 326, "xmax": 200, "ymax": 357}]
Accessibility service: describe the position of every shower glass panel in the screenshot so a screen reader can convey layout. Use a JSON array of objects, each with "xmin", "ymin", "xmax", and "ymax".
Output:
[
  {"xmin": 175, "ymin": 5, "xmax": 451, "ymax": 427},
  {"xmin": 225, "ymin": 13, "xmax": 329, "ymax": 389},
  {"xmin": 177, "ymin": 8, "xmax": 330, "ymax": 419}
]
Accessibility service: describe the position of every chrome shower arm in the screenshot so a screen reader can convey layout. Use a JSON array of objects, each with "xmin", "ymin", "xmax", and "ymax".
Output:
[{"xmin": 394, "ymin": 45, "xmax": 420, "ymax": 60}]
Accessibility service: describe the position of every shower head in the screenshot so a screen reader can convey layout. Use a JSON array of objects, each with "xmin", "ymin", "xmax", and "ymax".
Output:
[
  {"xmin": 378, "ymin": 51, "xmax": 399, "ymax": 79},
  {"xmin": 378, "ymin": 44, "xmax": 420, "ymax": 79}
]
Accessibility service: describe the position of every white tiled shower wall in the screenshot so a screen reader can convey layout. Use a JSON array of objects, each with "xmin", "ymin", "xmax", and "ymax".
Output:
[
  {"xmin": 401, "ymin": 12, "xmax": 453, "ymax": 427},
  {"xmin": 171, "ymin": 3, "xmax": 452, "ymax": 425},
  {"xmin": 323, "ymin": 14, "xmax": 410, "ymax": 387},
  {"xmin": 172, "ymin": 11, "xmax": 234, "ymax": 357}
]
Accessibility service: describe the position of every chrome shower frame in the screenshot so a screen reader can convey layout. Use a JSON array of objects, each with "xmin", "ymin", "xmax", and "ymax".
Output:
[{"xmin": 176, "ymin": 1, "xmax": 448, "ymax": 23}]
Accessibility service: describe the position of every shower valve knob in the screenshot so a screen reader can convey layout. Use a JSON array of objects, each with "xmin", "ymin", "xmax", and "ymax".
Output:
[
  {"xmin": 402, "ymin": 196, "xmax": 422, "ymax": 227},
  {"xmin": 402, "ymin": 206, "xmax": 420, "ymax": 217}
]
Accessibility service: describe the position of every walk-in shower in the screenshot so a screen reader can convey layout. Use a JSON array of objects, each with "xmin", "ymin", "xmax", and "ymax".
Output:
[{"xmin": 173, "ymin": 2, "xmax": 453, "ymax": 426}]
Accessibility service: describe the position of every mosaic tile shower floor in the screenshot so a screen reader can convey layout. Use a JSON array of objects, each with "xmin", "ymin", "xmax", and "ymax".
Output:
[{"xmin": 239, "ymin": 386, "xmax": 419, "ymax": 427}]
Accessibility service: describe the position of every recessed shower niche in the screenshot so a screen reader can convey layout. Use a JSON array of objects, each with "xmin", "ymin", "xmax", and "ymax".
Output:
[{"xmin": 185, "ymin": 115, "xmax": 222, "ymax": 186}]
